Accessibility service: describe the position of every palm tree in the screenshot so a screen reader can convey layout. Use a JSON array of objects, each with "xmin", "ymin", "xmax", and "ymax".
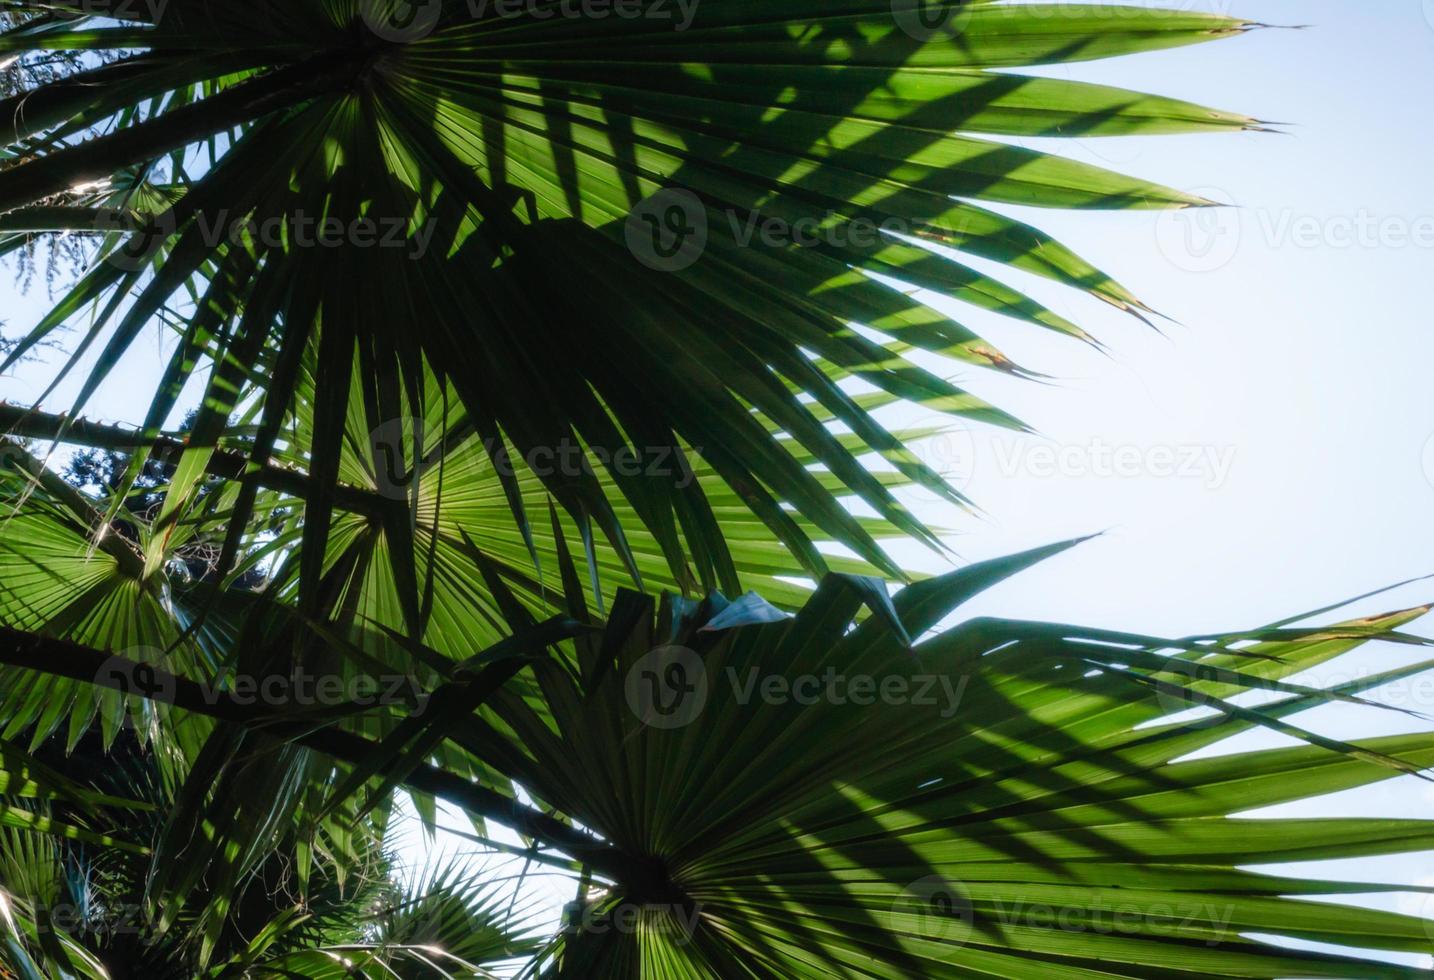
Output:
[
  {"xmin": 0, "ymin": 1, "xmax": 1431, "ymax": 976},
  {"xmin": 0, "ymin": 727, "xmax": 540, "ymax": 977}
]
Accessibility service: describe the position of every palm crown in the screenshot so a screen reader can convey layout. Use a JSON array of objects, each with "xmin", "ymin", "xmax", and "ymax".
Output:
[{"xmin": 1, "ymin": 2, "xmax": 1432, "ymax": 978}]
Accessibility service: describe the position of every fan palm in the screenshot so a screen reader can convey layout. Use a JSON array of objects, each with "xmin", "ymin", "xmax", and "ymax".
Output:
[
  {"xmin": 0, "ymin": 0, "xmax": 1264, "ymax": 602},
  {"xmin": 0, "ymin": 729, "xmax": 540, "ymax": 977},
  {"xmin": 2, "ymin": 1, "xmax": 1433, "ymax": 978}
]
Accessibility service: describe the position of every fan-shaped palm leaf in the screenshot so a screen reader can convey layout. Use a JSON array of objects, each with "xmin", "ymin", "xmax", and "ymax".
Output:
[{"xmin": 0, "ymin": 0, "xmax": 1260, "ymax": 606}]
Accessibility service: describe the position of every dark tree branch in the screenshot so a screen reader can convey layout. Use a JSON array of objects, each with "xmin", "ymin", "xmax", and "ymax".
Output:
[
  {"xmin": 0, "ymin": 403, "xmax": 386, "ymax": 517},
  {"xmin": 0, "ymin": 625, "xmax": 632, "ymax": 882},
  {"xmin": 0, "ymin": 48, "xmax": 369, "ymax": 215}
]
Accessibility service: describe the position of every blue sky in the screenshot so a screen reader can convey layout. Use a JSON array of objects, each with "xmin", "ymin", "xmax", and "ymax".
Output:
[
  {"xmin": 892, "ymin": 3, "xmax": 1434, "ymax": 965},
  {"xmin": 3, "ymin": 1, "xmax": 1433, "ymax": 969}
]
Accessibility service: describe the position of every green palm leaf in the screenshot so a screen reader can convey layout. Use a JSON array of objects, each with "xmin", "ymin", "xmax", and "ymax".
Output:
[
  {"xmin": 0, "ymin": 0, "xmax": 1258, "ymax": 601},
  {"xmin": 5, "ymin": 5, "xmax": 1429, "ymax": 979}
]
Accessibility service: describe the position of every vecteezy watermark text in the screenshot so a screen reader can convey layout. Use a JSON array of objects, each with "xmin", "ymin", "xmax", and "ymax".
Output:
[
  {"xmin": 624, "ymin": 187, "xmax": 950, "ymax": 271},
  {"xmin": 1157, "ymin": 193, "xmax": 1434, "ymax": 273},
  {"xmin": 624, "ymin": 646, "xmax": 967, "ymax": 729},
  {"xmin": 365, "ymin": 420, "xmax": 700, "ymax": 500},
  {"xmin": 564, "ymin": 900, "xmax": 703, "ymax": 943},
  {"xmin": 361, "ymin": 0, "xmax": 699, "ymax": 42},
  {"xmin": 67, "ymin": 0, "xmax": 170, "ymax": 20},
  {"xmin": 908, "ymin": 424, "xmax": 1237, "ymax": 499},
  {"xmin": 468, "ymin": 0, "xmax": 699, "ymax": 28},
  {"xmin": 98, "ymin": 653, "xmax": 428, "ymax": 715},
  {"xmin": 96, "ymin": 207, "xmax": 440, "ymax": 272}
]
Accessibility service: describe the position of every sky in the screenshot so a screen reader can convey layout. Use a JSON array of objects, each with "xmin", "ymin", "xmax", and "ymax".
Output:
[{"xmin": 2, "ymin": 0, "xmax": 1433, "ymax": 971}]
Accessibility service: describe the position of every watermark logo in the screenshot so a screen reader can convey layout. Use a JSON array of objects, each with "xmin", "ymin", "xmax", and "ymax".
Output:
[
  {"xmin": 1155, "ymin": 189, "xmax": 1241, "ymax": 273},
  {"xmin": 893, "ymin": 876, "xmax": 974, "ymax": 945},
  {"xmin": 1158, "ymin": 192, "xmax": 1434, "ymax": 273},
  {"xmin": 361, "ymin": 0, "xmax": 443, "ymax": 42},
  {"xmin": 94, "ymin": 207, "xmax": 177, "ymax": 273},
  {"xmin": 360, "ymin": 425, "xmax": 699, "ymax": 491},
  {"xmin": 96, "ymin": 650, "xmax": 177, "ymax": 708},
  {"xmin": 96, "ymin": 648, "xmax": 177, "ymax": 734},
  {"xmin": 469, "ymin": 0, "xmax": 700, "ymax": 29},
  {"xmin": 69, "ymin": 0, "xmax": 171, "ymax": 21},
  {"xmin": 994, "ymin": 439, "xmax": 1236, "ymax": 490},
  {"xmin": 1150, "ymin": 657, "xmax": 1279, "ymax": 727},
  {"xmin": 909, "ymin": 420, "xmax": 976, "ymax": 502},
  {"xmin": 908, "ymin": 426, "xmax": 1237, "ymax": 496},
  {"xmin": 367, "ymin": 416, "xmax": 426, "ymax": 501},
  {"xmin": 625, "ymin": 187, "xmax": 708, "ymax": 272},
  {"xmin": 95, "ymin": 651, "xmax": 427, "ymax": 716},
  {"xmin": 1150, "ymin": 657, "xmax": 1224, "ymax": 726},
  {"xmin": 728, "ymin": 667, "xmax": 967, "ymax": 718},
  {"xmin": 624, "ymin": 654, "xmax": 968, "ymax": 729},
  {"xmin": 205, "ymin": 209, "xmax": 439, "ymax": 259},
  {"xmin": 40, "ymin": 901, "xmax": 159, "ymax": 943},
  {"xmin": 988, "ymin": 893, "xmax": 1236, "ymax": 944},
  {"xmin": 891, "ymin": 0, "xmax": 975, "ymax": 42},
  {"xmin": 1414, "ymin": 889, "xmax": 1434, "ymax": 945},
  {"xmin": 625, "ymin": 646, "xmax": 709, "ymax": 729},
  {"xmin": 565, "ymin": 900, "xmax": 702, "ymax": 944}
]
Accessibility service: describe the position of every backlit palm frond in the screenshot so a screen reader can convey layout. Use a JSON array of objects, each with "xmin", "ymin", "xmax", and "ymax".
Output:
[{"xmin": 0, "ymin": 0, "xmax": 1260, "ymax": 603}]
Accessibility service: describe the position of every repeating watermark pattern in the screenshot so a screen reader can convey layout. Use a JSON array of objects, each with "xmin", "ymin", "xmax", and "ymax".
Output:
[
  {"xmin": 625, "ymin": 646, "xmax": 709, "ymax": 730},
  {"xmin": 635, "ymin": 179, "xmax": 1434, "ymax": 279},
  {"xmin": 564, "ymin": 900, "xmax": 703, "ymax": 943},
  {"xmin": 624, "ymin": 186, "xmax": 966, "ymax": 271},
  {"xmin": 365, "ymin": 419, "xmax": 699, "ymax": 500},
  {"xmin": 94, "ymin": 208, "xmax": 438, "ymax": 271},
  {"xmin": 891, "ymin": 0, "xmax": 975, "ymax": 42},
  {"xmin": 911, "ymin": 424, "xmax": 977, "ymax": 499},
  {"xmin": 727, "ymin": 666, "xmax": 967, "ymax": 717},
  {"xmin": 1150, "ymin": 657, "xmax": 1239, "ymax": 726},
  {"xmin": 893, "ymin": 877, "xmax": 974, "ymax": 945},
  {"xmin": 1254, "ymin": 210, "xmax": 1434, "ymax": 251},
  {"xmin": 368, "ymin": 416, "xmax": 426, "ymax": 501},
  {"xmin": 1153, "ymin": 657, "xmax": 1434, "ymax": 724},
  {"xmin": 625, "ymin": 187, "xmax": 708, "ymax": 272},
  {"xmin": 907, "ymin": 425, "xmax": 1236, "ymax": 499},
  {"xmin": 892, "ymin": 877, "xmax": 1239, "ymax": 948},
  {"xmin": 1154, "ymin": 190, "xmax": 1242, "ymax": 274},
  {"xmin": 471, "ymin": 0, "xmax": 700, "ymax": 28},
  {"xmin": 1005, "ymin": 0, "xmax": 1241, "ymax": 18},
  {"xmin": 624, "ymin": 647, "xmax": 969, "ymax": 728},
  {"xmin": 94, "ymin": 207, "xmax": 178, "ymax": 273},
  {"xmin": 892, "ymin": 0, "xmax": 1243, "ymax": 41},
  {"xmin": 1158, "ymin": 191, "xmax": 1434, "ymax": 273},
  {"xmin": 38, "ymin": 902, "xmax": 159, "ymax": 942},
  {"xmin": 360, "ymin": 0, "xmax": 700, "ymax": 41},
  {"xmin": 989, "ymin": 894, "xmax": 1237, "ymax": 945},
  {"xmin": 993, "ymin": 439, "xmax": 1236, "ymax": 490},
  {"xmin": 69, "ymin": 0, "xmax": 171, "ymax": 20},
  {"xmin": 205, "ymin": 209, "xmax": 439, "ymax": 259},
  {"xmin": 361, "ymin": 0, "xmax": 443, "ymax": 42},
  {"xmin": 728, "ymin": 211, "xmax": 920, "ymax": 251},
  {"xmin": 1419, "ymin": 890, "xmax": 1434, "ymax": 945},
  {"xmin": 96, "ymin": 652, "xmax": 428, "ymax": 714},
  {"xmin": 97, "ymin": 651, "xmax": 178, "ymax": 710}
]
